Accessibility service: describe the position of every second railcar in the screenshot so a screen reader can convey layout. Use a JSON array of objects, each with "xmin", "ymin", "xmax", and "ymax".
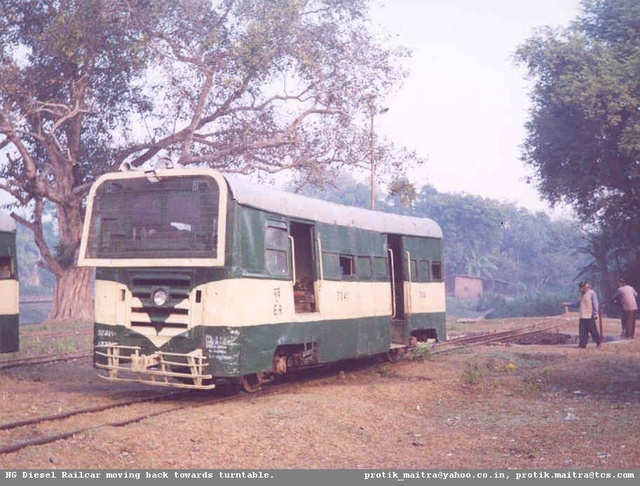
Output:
[{"xmin": 0, "ymin": 212, "xmax": 19, "ymax": 353}]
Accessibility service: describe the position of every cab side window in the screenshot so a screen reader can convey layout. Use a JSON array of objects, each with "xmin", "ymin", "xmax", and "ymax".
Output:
[{"xmin": 265, "ymin": 223, "xmax": 288, "ymax": 275}]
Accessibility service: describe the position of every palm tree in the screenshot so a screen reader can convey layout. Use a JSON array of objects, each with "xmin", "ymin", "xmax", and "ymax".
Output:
[
  {"xmin": 574, "ymin": 229, "xmax": 622, "ymax": 313},
  {"xmin": 464, "ymin": 248, "xmax": 499, "ymax": 279}
]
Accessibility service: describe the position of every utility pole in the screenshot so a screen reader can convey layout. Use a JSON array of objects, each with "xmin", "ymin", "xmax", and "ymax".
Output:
[{"xmin": 369, "ymin": 105, "xmax": 389, "ymax": 211}]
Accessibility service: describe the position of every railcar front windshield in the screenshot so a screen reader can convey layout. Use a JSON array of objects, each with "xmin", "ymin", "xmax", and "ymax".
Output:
[{"xmin": 83, "ymin": 174, "xmax": 222, "ymax": 261}]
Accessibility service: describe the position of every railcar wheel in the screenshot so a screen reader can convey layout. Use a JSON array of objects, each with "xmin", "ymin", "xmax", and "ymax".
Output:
[{"xmin": 240, "ymin": 373, "xmax": 261, "ymax": 393}]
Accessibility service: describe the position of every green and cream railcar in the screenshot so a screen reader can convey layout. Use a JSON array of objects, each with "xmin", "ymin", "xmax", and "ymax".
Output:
[
  {"xmin": 0, "ymin": 212, "xmax": 19, "ymax": 354},
  {"xmin": 78, "ymin": 165, "xmax": 445, "ymax": 391}
]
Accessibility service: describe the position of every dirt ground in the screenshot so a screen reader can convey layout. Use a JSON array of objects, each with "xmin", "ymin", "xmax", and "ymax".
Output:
[{"xmin": 1, "ymin": 313, "xmax": 639, "ymax": 470}]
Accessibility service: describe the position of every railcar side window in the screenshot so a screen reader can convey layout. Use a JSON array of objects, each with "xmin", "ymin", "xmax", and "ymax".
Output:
[
  {"xmin": 410, "ymin": 259, "xmax": 418, "ymax": 281},
  {"xmin": 339, "ymin": 255, "xmax": 354, "ymax": 276},
  {"xmin": 373, "ymin": 257, "xmax": 388, "ymax": 278},
  {"xmin": 0, "ymin": 257, "xmax": 12, "ymax": 279},
  {"xmin": 417, "ymin": 260, "xmax": 430, "ymax": 281},
  {"xmin": 265, "ymin": 224, "xmax": 288, "ymax": 275},
  {"xmin": 356, "ymin": 256, "xmax": 372, "ymax": 279},
  {"xmin": 431, "ymin": 261, "xmax": 443, "ymax": 281}
]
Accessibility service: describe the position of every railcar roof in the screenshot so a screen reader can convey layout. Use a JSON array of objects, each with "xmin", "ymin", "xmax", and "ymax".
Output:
[
  {"xmin": 0, "ymin": 212, "xmax": 16, "ymax": 233},
  {"xmin": 224, "ymin": 176, "xmax": 443, "ymax": 239}
]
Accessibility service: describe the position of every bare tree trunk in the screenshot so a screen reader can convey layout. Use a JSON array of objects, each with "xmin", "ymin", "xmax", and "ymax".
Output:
[{"xmin": 49, "ymin": 266, "xmax": 94, "ymax": 322}]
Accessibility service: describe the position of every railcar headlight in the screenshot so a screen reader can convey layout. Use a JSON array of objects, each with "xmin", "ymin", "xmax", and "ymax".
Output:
[{"xmin": 152, "ymin": 288, "xmax": 169, "ymax": 306}]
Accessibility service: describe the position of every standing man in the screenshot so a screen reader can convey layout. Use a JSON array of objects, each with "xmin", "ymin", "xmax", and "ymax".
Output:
[
  {"xmin": 612, "ymin": 278, "xmax": 637, "ymax": 340},
  {"xmin": 564, "ymin": 281, "xmax": 602, "ymax": 348}
]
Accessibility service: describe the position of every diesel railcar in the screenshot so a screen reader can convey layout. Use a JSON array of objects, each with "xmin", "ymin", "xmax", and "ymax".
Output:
[
  {"xmin": 0, "ymin": 212, "xmax": 19, "ymax": 353},
  {"xmin": 78, "ymin": 164, "xmax": 445, "ymax": 391}
]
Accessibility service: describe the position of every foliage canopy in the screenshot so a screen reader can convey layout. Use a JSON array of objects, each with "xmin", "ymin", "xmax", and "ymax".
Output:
[{"xmin": 0, "ymin": 0, "xmax": 417, "ymax": 320}]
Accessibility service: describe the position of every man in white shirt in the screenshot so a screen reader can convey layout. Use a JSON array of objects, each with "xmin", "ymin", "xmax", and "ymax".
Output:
[{"xmin": 565, "ymin": 281, "xmax": 602, "ymax": 349}]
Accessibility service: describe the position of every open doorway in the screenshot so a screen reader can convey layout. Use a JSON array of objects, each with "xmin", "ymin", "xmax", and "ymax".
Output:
[
  {"xmin": 291, "ymin": 222, "xmax": 317, "ymax": 313},
  {"xmin": 387, "ymin": 234, "xmax": 406, "ymax": 344}
]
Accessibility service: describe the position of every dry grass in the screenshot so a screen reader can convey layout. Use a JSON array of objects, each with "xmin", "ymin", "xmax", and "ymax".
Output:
[{"xmin": 0, "ymin": 314, "xmax": 638, "ymax": 469}]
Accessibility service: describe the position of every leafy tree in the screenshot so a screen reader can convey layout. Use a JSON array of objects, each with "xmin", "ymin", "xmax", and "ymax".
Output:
[
  {"xmin": 0, "ymin": 0, "xmax": 415, "ymax": 321},
  {"xmin": 516, "ymin": 0, "xmax": 640, "ymax": 223},
  {"xmin": 386, "ymin": 177, "xmax": 418, "ymax": 212},
  {"xmin": 413, "ymin": 187, "xmax": 504, "ymax": 279},
  {"xmin": 515, "ymin": 0, "xmax": 640, "ymax": 284},
  {"xmin": 0, "ymin": 0, "xmax": 147, "ymax": 319}
]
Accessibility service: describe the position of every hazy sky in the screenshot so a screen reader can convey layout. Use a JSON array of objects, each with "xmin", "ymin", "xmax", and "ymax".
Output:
[{"xmin": 370, "ymin": 0, "xmax": 582, "ymax": 213}]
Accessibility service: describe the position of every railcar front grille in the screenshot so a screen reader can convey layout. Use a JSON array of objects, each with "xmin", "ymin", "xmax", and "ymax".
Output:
[{"xmin": 128, "ymin": 271, "xmax": 194, "ymax": 332}]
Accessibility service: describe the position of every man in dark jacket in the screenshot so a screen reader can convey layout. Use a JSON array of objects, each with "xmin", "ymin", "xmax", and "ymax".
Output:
[{"xmin": 612, "ymin": 278, "xmax": 638, "ymax": 340}]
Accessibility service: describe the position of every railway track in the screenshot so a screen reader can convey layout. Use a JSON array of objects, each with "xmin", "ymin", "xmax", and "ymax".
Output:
[
  {"xmin": 431, "ymin": 320, "xmax": 570, "ymax": 354},
  {"xmin": 0, "ymin": 358, "xmax": 377, "ymax": 455},
  {"xmin": 0, "ymin": 371, "xmax": 355, "ymax": 455},
  {"xmin": 0, "ymin": 352, "xmax": 92, "ymax": 369},
  {"xmin": 20, "ymin": 328, "xmax": 92, "ymax": 340},
  {"xmin": 0, "ymin": 386, "xmax": 259, "ymax": 455}
]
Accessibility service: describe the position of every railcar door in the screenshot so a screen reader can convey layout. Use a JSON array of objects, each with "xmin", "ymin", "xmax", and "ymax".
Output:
[
  {"xmin": 290, "ymin": 222, "xmax": 318, "ymax": 313},
  {"xmin": 387, "ymin": 234, "xmax": 406, "ymax": 344}
]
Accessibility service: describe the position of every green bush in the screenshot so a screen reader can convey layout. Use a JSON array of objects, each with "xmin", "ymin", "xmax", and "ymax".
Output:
[{"xmin": 476, "ymin": 293, "xmax": 568, "ymax": 318}]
